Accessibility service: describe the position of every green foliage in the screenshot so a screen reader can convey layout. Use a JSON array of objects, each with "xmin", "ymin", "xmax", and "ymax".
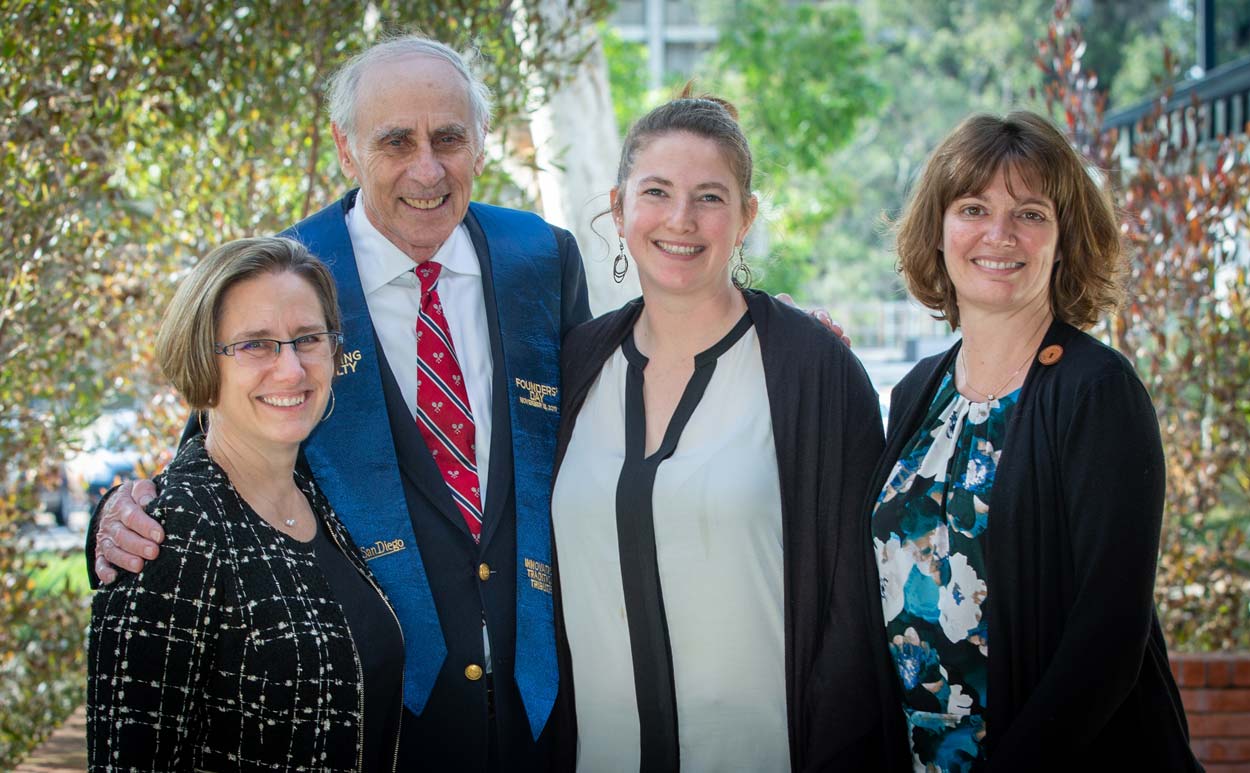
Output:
[
  {"xmin": 0, "ymin": 542, "xmax": 88, "ymax": 769},
  {"xmin": 1070, "ymin": 0, "xmax": 1191, "ymax": 104},
  {"xmin": 1103, "ymin": 12, "xmax": 1194, "ymax": 105},
  {"xmin": 0, "ymin": 548, "xmax": 92, "ymax": 764},
  {"xmin": 702, "ymin": 0, "xmax": 884, "ymax": 294},
  {"xmin": 1213, "ymin": 0, "xmax": 1250, "ymax": 64},
  {"xmin": 711, "ymin": 1, "xmax": 881, "ymax": 174},
  {"xmin": 27, "ymin": 552, "xmax": 92, "ymax": 598},
  {"xmin": 1095, "ymin": 0, "xmax": 1250, "ymax": 78},
  {"xmin": 0, "ymin": 0, "xmax": 608, "ymax": 763},
  {"xmin": 1038, "ymin": 0, "xmax": 1250, "ymax": 650},
  {"xmin": 600, "ymin": 24, "xmax": 657, "ymax": 138},
  {"xmin": 807, "ymin": 0, "xmax": 1055, "ymax": 305},
  {"xmin": 811, "ymin": 0, "xmax": 1198, "ymax": 307}
]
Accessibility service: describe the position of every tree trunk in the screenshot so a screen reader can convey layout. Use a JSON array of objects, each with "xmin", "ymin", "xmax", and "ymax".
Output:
[{"xmin": 528, "ymin": 33, "xmax": 640, "ymax": 314}]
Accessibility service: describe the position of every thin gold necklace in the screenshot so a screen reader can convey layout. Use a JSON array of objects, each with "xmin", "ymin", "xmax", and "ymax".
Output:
[{"xmin": 959, "ymin": 314, "xmax": 1051, "ymax": 402}]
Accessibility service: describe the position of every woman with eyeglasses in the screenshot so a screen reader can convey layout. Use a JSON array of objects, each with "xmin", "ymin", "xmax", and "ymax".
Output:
[{"xmin": 87, "ymin": 237, "xmax": 404, "ymax": 771}]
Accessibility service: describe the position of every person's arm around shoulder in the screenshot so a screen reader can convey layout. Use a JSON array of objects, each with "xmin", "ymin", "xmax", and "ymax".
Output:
[
  {"xmin": 989, "ymin": 361, "xmax": 1167, "ymax": 768},
  {"xmin": 86, "ymin": 479, "xmax": 163, "ymax": 587},
  {"xmin": 85, "ymin": 417, "xmax": 201, "ymax": 586},
  {"xmin": 775, "ymin": 293, "xmax": 850, "ymax": 346},
  {"xmin": 87, "ymin": 483, "xmax": 222, "ymax": 770}
]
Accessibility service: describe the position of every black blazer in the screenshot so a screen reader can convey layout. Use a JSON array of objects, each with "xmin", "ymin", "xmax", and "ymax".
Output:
[
  {"xmin": 863, "ymin": 321, "xmax": 1200, "ymax": 772},
  {"xmin": 552, "ymin": 291, "xmax": 891, "ymax": 771}
]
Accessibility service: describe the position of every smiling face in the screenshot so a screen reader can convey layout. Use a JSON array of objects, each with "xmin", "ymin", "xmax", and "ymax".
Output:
[
  {"xmin": 332, "ymin": 54, "xmax": 485, "ymax": 264},
  {"xmin": 611, "ymin": 131, "xmax": 757, "ymax": 300},
  {"xmin": 212, "ymin": 271, "xmax": 334, "ymax": 455},
  {"xmin": 941, "ymin": 165, "xmax": 1059, "ymax": 320}
]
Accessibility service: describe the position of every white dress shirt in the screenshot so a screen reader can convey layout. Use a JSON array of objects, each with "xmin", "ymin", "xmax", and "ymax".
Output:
[{"xmin": 347, "ymin": 197, "xmax": 494, "ymax": 507}]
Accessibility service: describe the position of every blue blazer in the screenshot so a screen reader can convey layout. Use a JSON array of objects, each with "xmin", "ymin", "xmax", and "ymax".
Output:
[
  {"xmin": 291, "ymin": 191, "xmax": 590, "ymax": 771},
  {"xmin": 295, "ymin": 191, "xmax": 590, "ymax": 771}
]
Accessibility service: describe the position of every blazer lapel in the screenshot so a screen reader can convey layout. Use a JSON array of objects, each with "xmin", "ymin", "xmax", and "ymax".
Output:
[
  {"xmin": 466, "ymin": 202, "xmax": 564, "ymax": 739},
  {"xmin": 466, "ymin": 210, "xmax": 514, "ymax": 549},
  {"xmin": 287, "ymin": 191, "xmax": 448, "ymax": 715}
]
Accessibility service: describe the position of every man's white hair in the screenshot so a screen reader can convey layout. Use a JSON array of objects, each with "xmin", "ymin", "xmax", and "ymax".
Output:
[{"xmin": 326, "ymin": 34, "xmax": 494, "ymax": 151}]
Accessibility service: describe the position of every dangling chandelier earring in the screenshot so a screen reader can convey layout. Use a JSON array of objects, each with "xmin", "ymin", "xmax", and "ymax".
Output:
[
  {"xmin": 731, "ymin": 243, "xmax": 753, "ymax": 289},
  {"xmin": 613, "ymin": 238, "xmax": 629, "ymax": 283}
]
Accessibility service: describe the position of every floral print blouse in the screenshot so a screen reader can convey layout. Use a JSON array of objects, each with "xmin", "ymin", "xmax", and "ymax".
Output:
[{"xmin": 872, "ymin": 368, "xmax": 1018, "ymax": 773}]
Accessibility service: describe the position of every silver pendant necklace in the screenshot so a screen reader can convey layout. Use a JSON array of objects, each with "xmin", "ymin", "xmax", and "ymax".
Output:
[{"xmin": 207, "ymin": 438, "xmax": 301, "ymax": 530}]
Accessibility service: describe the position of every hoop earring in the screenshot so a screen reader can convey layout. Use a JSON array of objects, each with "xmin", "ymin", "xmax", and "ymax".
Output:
[
  {"xmin": 731, "ymin": 244, "xmax": 753, "ymax": 289},
  {"xmin": 613, "ymin": 238, "xmax": 629, "ymax": 284},
  {"xmin": 197, "ymin": 409, "xmax": 207, "ymax": 437},
  {"xmin": 321, "ymin": 388, "xmax": 336, "ymax": 423}
]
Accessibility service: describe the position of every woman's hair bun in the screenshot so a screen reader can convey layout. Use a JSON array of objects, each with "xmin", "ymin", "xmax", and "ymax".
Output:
[{"xmin": 677, "ymin": 80, "xmax": 740, "ymax": 121}]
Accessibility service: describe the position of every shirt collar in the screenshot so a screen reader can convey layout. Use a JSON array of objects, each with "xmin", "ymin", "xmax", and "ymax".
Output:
[{"xmin": 348, "ymin": 193, "xmax": 479, "ymax": 296}]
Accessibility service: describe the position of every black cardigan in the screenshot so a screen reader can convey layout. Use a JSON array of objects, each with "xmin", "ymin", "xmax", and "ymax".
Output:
[
  {"xmin": 861, "ymin": 320, "xmax": 1200, "ymax": 772},
  {"xmin": 551, "ymin": 290, "xmax": 890, "ymax": 771}
]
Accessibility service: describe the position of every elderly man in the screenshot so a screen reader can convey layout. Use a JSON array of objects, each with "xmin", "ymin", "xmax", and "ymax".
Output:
[{"xmin": 89, "ymin": 35, "xmax": 589, "ymax": 770}]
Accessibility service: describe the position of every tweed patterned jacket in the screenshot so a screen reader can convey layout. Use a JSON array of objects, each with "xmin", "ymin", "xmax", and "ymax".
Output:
[{"xmin": 88, "ymin": 436, "xmax": 392, "ymax": 771}]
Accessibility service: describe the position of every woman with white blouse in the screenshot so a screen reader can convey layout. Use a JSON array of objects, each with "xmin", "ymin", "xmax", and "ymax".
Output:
[{"xmin": 549, "ymin": 90, "xmax": 890, "ymax": 772}]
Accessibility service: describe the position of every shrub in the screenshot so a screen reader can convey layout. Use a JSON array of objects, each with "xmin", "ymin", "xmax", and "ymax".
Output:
[{"xmin": 1038, "ymin": 0, "xmax": 1250, "ymax": 649}]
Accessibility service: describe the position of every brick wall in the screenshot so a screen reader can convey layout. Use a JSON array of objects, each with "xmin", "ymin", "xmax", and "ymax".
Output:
[{"xmin": 1173, "ymin": 653, "xmax": 1250, "ymax": 772}]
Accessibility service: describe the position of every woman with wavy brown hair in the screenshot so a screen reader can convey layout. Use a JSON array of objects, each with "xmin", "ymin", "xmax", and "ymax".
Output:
[{"xmin": 841, "ymin": 110, "xmax": 1200, "ymax": 772}]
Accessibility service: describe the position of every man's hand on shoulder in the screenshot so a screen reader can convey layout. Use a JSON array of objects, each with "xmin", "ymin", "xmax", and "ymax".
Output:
[
  {"xmin": 776, "ymin": 293, "xmax": 851, "ymax": 347},
  {"xmin": 94, "ymin": 479, "xmax": 163, "ymax": 585}
]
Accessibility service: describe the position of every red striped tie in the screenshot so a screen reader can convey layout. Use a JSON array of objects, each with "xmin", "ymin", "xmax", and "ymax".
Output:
[{"xmin": 414, "ymin": 262, "xmax": 483, "ymax": 541}]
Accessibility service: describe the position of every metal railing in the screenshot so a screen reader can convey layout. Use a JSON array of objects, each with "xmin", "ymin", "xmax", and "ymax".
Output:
[
  {"xmin": 1104, "ymin": 55, "xmax": 1250, "ymax": 157},
  {"xmin": 818, "ymin": 298, "xmax": 954, "ymax": 350}
]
